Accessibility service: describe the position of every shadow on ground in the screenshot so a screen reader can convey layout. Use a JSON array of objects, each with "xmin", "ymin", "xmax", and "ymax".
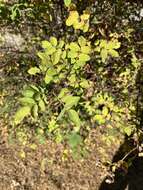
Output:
[{"xmin": 99, "ymin": 64, "xmax": 143, "ymax": 190}]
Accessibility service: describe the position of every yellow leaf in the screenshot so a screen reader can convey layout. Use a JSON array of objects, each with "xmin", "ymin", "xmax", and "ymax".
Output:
[
  {"xmin": 80, "ymin": 13, "xmax": 90, "ymax": 20},
  {"xmin": 66, "ymin": 11, "xmax": 79, "ymax": 26},
  {"xmin": 73, "ymin": 20, "xmax": 84, "ymax": 29},
  {"xmin": 102, "ymin": 106, "xmax": 109, "ymax": 116}
]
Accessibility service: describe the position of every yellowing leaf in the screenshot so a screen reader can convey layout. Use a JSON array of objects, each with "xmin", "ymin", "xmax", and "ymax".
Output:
[
  {"xmin": 61, "ymin": 50, "xmax": 67, "ymax": 59},
  {"xmin": 64, "ymin": 0, "xmax": 71, "ymax": 7},
  {"xmin": 19, "ymin": 150, "xmax": 26, "ymax": 158},
  {"xmin": 73, "ymin": 20, "xmax": 84, "ymax": 29},
  {"xmin": 14, "ymin": 106, "xmax": 31, "ymax": 125},
  {"xmin": 108, "ymin": 39, "xmax": 121, "ymax": 49},
  {"xmin": 80, "ymin": 79, "xmax": 89, "ymax": 88},
  {"xmin": 82, "ymin": 22, "xmax": 89, "ymax": 32},
  {"xmin": 94, "ymin": 114, "xmax": 105, "ymax": 125},
  {"xmin": 78, "ymin": 36, "xmax": 87, "ymax": 46},
  {"xmin": 38, "ymin": 99, "xmax": 46, "ymax": 111},
  {"xmin": 58, "ymin": 40, "xmax": 65, "ymax": 48},
  {"xmin": 50, "ymin": 36, "xmax": 57, "ymax": 47},
  {"xmin": 45, "ymin": 46, "xmax": 56, "ymax": 55},
  {"xmin": 81, "ymin": 46, "xmax": 91, "ymax": 54},
  {"xmin": 28, "ymin": 67, "xmax": 40, "ymax": 75},
  {"xmin": 124, "ymin": 127, "xmax": 133, "ymax": 136},
  {"xmin": 48, "ymin": 118, "xmax": 58, "ymax": 132},
  {"xmin": 109, "ymin": 49, "xmax": 119, "ymax": 57},
  {"xmin": 79, "ymin": 53, "xmax": 90, "ymax": 62},
  {"xmin": 100, "ymin": 49, "xmax": 108, "ymax": 62},
  {"xmin": 68, "ymin": 109, "xmax": 81, "ymax": 128},
  {"xmin": 45, "ymin": 74, "xmax": 53, "ymax": 84},
  {"xmin": 102, "ymin": 106, "xmax": 109, "ymax": 116},
  {"xmin": 29, "ymin": 144, "xmax": 37, "ymax": 150},
  {"xmin": 100, "ymin": 40, "xmax": 107, "ymax": 48},
  {"xmin": 42, "ymin": 40, "xmax": 52, "ymax": 49},
  {"xmin": 68, "ymin": 51, "xmax": 78, "ymax": 59},
  {"xmin": 80, "ymin": 13, "xmax": 90, "ymax": 20},
  {"xmin": 68, "ymin": 74, "xmax": 76, "ymax": 83},
  {"xmin": 69, "ymin": 42, "xmax": 80, "ymax": 52}
]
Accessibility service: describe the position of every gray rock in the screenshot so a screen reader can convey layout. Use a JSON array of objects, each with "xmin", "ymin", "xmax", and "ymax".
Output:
[
  {"xmin": 140, "ymin": 8, "xmax": 143, "ymax": 18},
  {"xmin": 0, "ymin": 32, "xmax": 26, "ymax": 51}
]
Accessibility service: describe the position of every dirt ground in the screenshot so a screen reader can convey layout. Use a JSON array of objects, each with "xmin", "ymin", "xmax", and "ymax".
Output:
[{"xmin": 0, "ymin": 122, "xmax": 121, "ymax": 190}]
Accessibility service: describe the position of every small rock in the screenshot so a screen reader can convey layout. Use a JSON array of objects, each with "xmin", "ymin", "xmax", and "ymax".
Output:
[{"xmin": 0, "ymin": 32, "xmax": 26, "ymax": 51}]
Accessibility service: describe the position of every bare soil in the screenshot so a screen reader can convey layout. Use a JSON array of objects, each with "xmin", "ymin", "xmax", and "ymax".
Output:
[{"xmin": 0, "ymin": 123, "xmax": 120, "ymax": 190}]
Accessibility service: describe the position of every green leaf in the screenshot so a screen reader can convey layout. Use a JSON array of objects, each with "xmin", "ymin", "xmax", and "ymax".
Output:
[
  {"xmin": 58, "ymin": 88, "xmax": 70, "ymax": 99},
  {"xmin": 34, "ymin": 93, "xmax": 41, "ymax": 101},
  {"xmin": 57, "ymin": 96, "xmax": 80, "ymax": 120},
  {"xmin": 19, "ymin": 97, "xmax": 36, "ymax": 106},
  {"xmin": 30, "ymin": 85, "xmax": 40, "ymax": 92},
  {"xmin": 131, "ymin": 54, "xmax": 141, "ymax": 68},
  {"xmin": 67, "ymin": 132, "xmax": 82, "ymax": 148},
  {"xmin": 38, "ymin": 99, "xmax": 46, "ymax": 111},
  {"xmin": 32, "ymin": 104, "xmax": 38, "ymax": 119},
  {"xmin": 57, "ymin": 107, "xmax": 66, "ymax": 120},
  {"xmin": 44, "ymin": 68, "xmax": 56, "ymax": 84},
  {"xmin": 22, "ymin": 89, "xmax": 35, "ymax": 98},
  {"xmin": 14, "ymin": 106, "xmax": 31, "ymax": 125},
  {"xmin": 50, "ymin": 36, "xmax": 57, "ymax": 47},
  {"xmin": 71, "ymin": 58, "xmax": 76, "ymax": 64},
  {"xmin": 64, "ymin": 0, "xmax": 71, "ymax": 7},
  {"xmin": 37, "ymin": 134, "xmax": 46, "ymax": 144},
  {"xmin": 45, "ymin": 75, "xmax": 53, "ymax": 84},
  {"xmin": 47, "ymin": 67, "xmax": 57, "ymax": 77},
  {"xmin": 100, "ymin": 49, "xmax": 108, "ymax": 62},
  {"xmin": 28, "ymin": 67, "xmax": 40, "ymax": 75},
  {"xmin": 62, "ymin": 96, "xmax": 80, "ymax": 109},
  {"xmin": 68, "ymin": 109, "xmax": 81, "ymax": 128},
  {"xmin": 37, "ymin": 52, "xmax": 49, "ymax": 67},
  {"xmin": 52, "ymin": 49, "xmax": 62, "ymax": 64}
]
